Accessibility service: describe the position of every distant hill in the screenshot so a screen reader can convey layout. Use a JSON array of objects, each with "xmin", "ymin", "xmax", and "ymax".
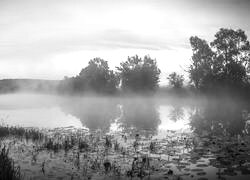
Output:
[{"xmin": 0, "ymin": 79, "xmax": 60, "ymax": 93}]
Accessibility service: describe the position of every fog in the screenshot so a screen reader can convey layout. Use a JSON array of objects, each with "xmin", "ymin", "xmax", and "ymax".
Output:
[{"xmin": 0, "ymin": 92, "xmax": 248, "ymax": 135}]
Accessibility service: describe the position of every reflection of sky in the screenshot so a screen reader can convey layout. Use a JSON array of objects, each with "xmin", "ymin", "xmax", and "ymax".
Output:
[
  {"xmin": 158, "ymin": 106, "xmax": 190, "ymax": 131},
  {"xmin": 0, "ymin": 107, "xmax": 83, "ymax": 129}
]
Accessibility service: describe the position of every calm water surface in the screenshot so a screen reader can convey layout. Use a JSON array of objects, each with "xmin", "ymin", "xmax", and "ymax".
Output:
[{"xmin": 0, "ymin": 94, "xmax": 192, "ymax": 133}]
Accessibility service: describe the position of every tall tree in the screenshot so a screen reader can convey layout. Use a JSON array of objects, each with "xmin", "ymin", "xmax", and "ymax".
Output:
[
  {"xmin": 211, "ymin": 28, "xmax": 250, "ymax": 66},
  {"xmin": 189, "ymin": 28, "xmax": 250, "ymax": 93},
  {"xmin": 211, "ymin": 28, "xmax": 250, "ymax": 87},
  {"xmin": 189, "ymin": 36, "xmax": 215, "ymax": 90},
  {"xmin": 117, "ymin": 55, "xmax": 161, "ymax": 93}
]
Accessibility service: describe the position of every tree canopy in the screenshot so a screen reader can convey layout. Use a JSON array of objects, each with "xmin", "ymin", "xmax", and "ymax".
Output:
[
  {"xmin": 116, "ymin": 55, "xmax": 161, "ymax": 93},
  {"xmin": 189, "ymin": 28, "xmax": 250, "ymax": 94},
  {"xmin": 58, "ymin": 58, "xmax": 119, "ymax": 94},
  {"xmin": 78, "ymin": 58, "xmax": 119, "ymax": 93}
]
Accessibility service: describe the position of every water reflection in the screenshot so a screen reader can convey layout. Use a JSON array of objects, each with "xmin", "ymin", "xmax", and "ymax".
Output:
[
  {"xmin": 59, "ymin": 97, "xmax": 194, "ymax": 136},
  {"xmin": 60, "ymin": 97, "xmax": 119, "ymax": 132},
  {"xmin": 118, "ymin": 98, "xmax": 160, "ymax": 136},
  {"xmin": 168, "ymin": 105, "xmax": 185, "ymax": 122},
  {"xmin": 190, "ymin": 99, "xmax": 247, "ymax": 136}
]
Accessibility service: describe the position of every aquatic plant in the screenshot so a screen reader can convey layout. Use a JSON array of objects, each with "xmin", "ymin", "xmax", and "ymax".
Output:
[
  {"xmin": 78, "ymin": 138, "xmax": 89, "ymax": 152},
  {"xmin": 43, "ymin": 138, "xmax": 62, "ymax": 152},
  {"xmin": 114, "ymin": 140, "xmax": 119, "ymax": 151},
  {"xmin": 0, "ymin": 145, "xmax": 21, "ymax": 180},
  {"xmin": 0, "ymin": 125, "xmax": 44, "ymax": 142},
  {"xmin": 2, "ymin": 124, "xmax": 250, "ymax": 180},
  {"xmin": 149, "ymin": 141, "xmax": 157, "ymax": 153},
  {"xmin": 105, "ymin": 135, "xmax": 112, "ymax": 148}
]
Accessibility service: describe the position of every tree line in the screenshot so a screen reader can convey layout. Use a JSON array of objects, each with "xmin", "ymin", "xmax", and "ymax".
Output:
[
  {"xmin": 58, "ymin": 55, "xmax": 161, "ymax": 94},
  {"xmin": 58, "ymin": 28, "xmax": 250, "ymax": 96}
]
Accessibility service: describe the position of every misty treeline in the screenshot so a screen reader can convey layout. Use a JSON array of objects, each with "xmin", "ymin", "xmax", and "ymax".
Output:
[
  {"xmin": 57, "ymin": 28, "xmax": 250, "ymax": 97},
  {"xmin": 0, "ymin": 28, "xmax": 249, "ymax": 97},
  {"xmin": 58, "ymin": 55, "xmax": 161, "ymax": 95},
  {"xmin": 0, "ymin": 79, "xmax": 60, "ymax": 93}
]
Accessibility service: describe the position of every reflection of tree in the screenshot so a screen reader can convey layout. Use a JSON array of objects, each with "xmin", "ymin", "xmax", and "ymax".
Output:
[
  {"xmin": 60, "ymin": 97, "xmax": 119, "ymax": 132},
  {"xmin": 119, "ymin": 98, "xmax": 160, "ymax": 136},
  {"xmin": 168, "ymin": 106, "xmax": 184, "ymax": 122},
  {"xmin": 190, "ymin": 100, "xmax": 246, "ymax": 136}
]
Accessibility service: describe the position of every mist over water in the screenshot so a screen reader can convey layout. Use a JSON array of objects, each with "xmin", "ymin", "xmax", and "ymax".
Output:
[
  {"xmin": 0, "ymin": 93, "xmax": 248, "ymax": 136},
  {"xmin": 0, "ymin": 93, "xmax": 190, "ymax": 131}
]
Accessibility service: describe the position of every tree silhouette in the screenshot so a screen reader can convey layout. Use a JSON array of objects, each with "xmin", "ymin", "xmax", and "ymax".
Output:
[
  {"xmin": 116, "ymin": 55, "xmax": 161, "ymax": 93},
  {"xmin": 189, "ymin": 36, "xmax": 215, "ymax": 90},
  {"xmin": 58, "ymin": 58, "xmax": 119, "ymax": 94},
  {"xmin": 189, "ymin": 28, "xmax": 250, "ymax": 94},
  {"xmin": 211, "ymin": 28, "xmax": 250, "ymax": 89}
]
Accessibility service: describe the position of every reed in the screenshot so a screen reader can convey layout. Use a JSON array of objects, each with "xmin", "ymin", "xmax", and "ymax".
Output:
[
  {"xmin": 0, "ymin": 125, "xmax": 44, "ymax": 142},
  {"xmin": 0, "ymin": 145, "xmax": 21, "ymax": 180}
]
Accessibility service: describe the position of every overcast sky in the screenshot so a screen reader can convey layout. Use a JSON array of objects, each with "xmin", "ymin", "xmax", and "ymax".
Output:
[{"xmin": 0, "ymin": 0, "xmax": 250, "ymax": 84}]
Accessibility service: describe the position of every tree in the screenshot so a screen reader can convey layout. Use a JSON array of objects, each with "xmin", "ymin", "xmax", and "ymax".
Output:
[
  {"xmin": 58, "ymin": 58, "xmax": 119, "ymax": 94},
  {"xmin": 211, "ymin": 28, "xmax": 250, "ymax": 66},
  {"xmin": 211, "ymin": 28, "xmax": 250, "ymax": 88},
  {"xmin": 188, "ymin": 28, "xmax": 250, "ymax": 93},
  {"xmin": 167, "ymin": 72, "xmax": 184, "ymax": 89},
  {"xmin": 78, "ymin": 58, "xmax": 119, "ymax": 93},
  {"xmin": 189, "ymin": 36, "xmax": 215, "ymax": 90},
  {"xmin": 116, "ymin": 55, "xmax": 161, "ymax": 93}
]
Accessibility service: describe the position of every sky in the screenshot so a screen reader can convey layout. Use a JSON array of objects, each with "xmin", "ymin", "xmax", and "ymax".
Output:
[{"xmin": 0, "ymin": 0, "xmax": 250, "ymax": 85}]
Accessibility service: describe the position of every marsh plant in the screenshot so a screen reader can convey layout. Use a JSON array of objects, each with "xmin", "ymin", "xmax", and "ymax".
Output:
[
  {"xmin": 0, "ymin": 145, "xmax": 21, "ymax": 180},
  {"xmin": 0, "ymin": 126, "xmax": 44, "ymax": 142}
]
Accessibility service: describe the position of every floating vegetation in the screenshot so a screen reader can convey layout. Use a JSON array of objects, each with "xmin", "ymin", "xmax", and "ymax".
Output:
[{"xmin": 1, "ymin": 124, "xmax": 250, "ymax": 180}]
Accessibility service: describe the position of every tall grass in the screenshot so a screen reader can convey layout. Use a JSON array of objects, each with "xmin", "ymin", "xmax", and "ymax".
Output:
[
  {"xmin": 0, "ymin": 126, "xmax": 44, "ymax": 142},
  {"xmin": 0, "ymin": 145, "xmax": 21, "ymax": 180},
  {"xmin": 0, "ymin": 125, "xmax": 44, "ymax": 180}
]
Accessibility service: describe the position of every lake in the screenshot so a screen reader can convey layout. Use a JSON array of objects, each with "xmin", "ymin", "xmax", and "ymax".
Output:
[
  {"xmin": 0, "ymin": 94, "xmax": 192, "ymax": 132},
  {"xmin": 1, "ymin": 93, "xmax": 250, "ymax": 180}
]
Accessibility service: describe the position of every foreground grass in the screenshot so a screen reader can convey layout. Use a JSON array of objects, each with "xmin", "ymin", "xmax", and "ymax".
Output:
[
  {"xmin": 0, "ymin": 126, "xmax": 44, "ymax": 141},
  {"xmin": 0, "ymin": 126, "xmax": 43, "ymax": 180},
  {"xmin": 2, "ymin": 124, "xmax": 250, "ymax": 180},
  {"xmin": 0, "ymin": 145, "xmax": 21, "ymax": 180},
  {"xmin": 0, "ymin": 125, "xmax": 183, "ymax": 179}
]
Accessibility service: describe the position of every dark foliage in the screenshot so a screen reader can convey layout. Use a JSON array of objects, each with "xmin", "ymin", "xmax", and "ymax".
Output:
[
  {"xmin": 117, "ymin": 55, "xmax": 161, "ymax": 93},
  {"xmin": 58, "ymin": 58, "xmax": 119, "ymax": 94},
  {"xmin": 189, "ymin": 28, "xmax": 250, "ymax": 96},
  {"xmin": 0, "ymin": 126, "xmax": 44, "ymax": 142}
]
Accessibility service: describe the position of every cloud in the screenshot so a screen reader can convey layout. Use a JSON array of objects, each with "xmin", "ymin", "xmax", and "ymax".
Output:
[
  {"xmin": 0, "ymin": 0, "xmax": 250, "ymax": 79},
  {"xmin": 0, "ymin": 29, "xmax": 175, "ymax": 62}
]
